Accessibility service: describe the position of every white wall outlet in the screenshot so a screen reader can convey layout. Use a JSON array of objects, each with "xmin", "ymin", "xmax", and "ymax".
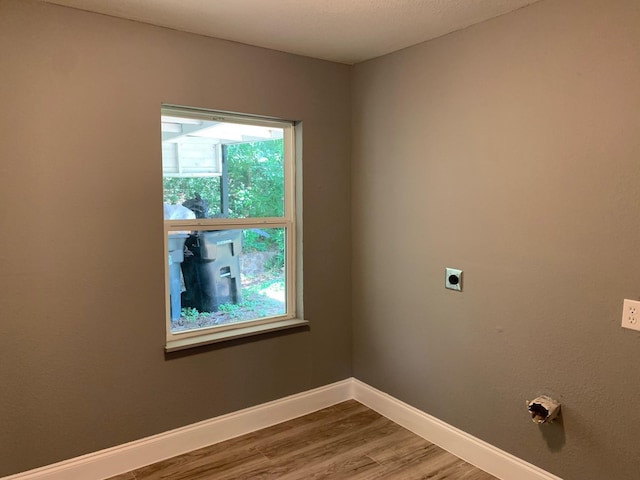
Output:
[
  {"xmin": 621, "ymin": 299, "xmax": 640, "ymax": 331},
  {"xmin": 445, "ymin": 268, "xmax": 463, "ymax": 291}
]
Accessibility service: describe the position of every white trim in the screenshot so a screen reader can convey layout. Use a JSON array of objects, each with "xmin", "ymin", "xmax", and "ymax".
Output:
[
  {"xmin": 351, "ymin": 379, "xmax": 563, "ymax": 480},
  {"xmin": 3, "ymin": 378, "xmax": 562, "ymax": 480},
  {"xmin": 161, "ymin": 106, "xmax": 298, "ymax": 349},
  {"xmin": 165, "ymin": 318, "xmax": 309, "ymax": 352},
  {"xmin": 2, "ymin": 379, "xmax": 352, "ymax": 480}
]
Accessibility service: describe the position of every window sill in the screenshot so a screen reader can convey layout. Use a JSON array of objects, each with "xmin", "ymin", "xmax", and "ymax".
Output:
[{"xmin": 165, "ymin": 318, "xmax": 309, "ymax": 353}]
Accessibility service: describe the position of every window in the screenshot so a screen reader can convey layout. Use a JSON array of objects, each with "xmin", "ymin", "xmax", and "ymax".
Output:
[{"xmin": 162, "ymin": 106, "xmax": 302, "ymax": 351}]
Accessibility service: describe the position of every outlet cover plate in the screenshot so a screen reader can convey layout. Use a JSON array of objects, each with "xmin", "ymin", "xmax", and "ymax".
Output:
[
  {"xmin": 445, "ymin": 268, "xmax": 463, "ymax": 291},
  {"xmin": 622, "ymin": 299, "xmax": 640, "ymax": 331}
]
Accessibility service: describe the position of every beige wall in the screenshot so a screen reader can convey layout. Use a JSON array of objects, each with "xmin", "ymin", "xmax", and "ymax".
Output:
[
  {"xmin": 352, "ymin": 0, "xmax": 640, "ymax": 479},
  {"xmin": 0, "ymin": 1, "xmax": 351, "ymax": 476}
]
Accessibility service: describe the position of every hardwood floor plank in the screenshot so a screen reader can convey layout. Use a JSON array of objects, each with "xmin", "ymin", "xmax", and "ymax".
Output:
[
  {"xmin": 127, "ymin": 402, "xmax": 367, "ymax": 480},
  {"xmin": 131, "ymin": 445, "xmax": 268, "ymax": 480},
  {"xmin": 217, "ymin": 417, "xmax": 387, "ymax": 479},
  {"xmin": 371, "ymin": 444, "xmax": 497, "ymax": 480},
  {"xmin": 256, "ymin": 410, "xmax": 385, "ymax": 459},
  {"xmin": 365, "ymin": 427, "xmax": 437, "ymax": 464},
  {"xmin": 441, "ymin": 460, "xmax": 501, "ymax": 480},
  {"xmin": 270, "ymin": 419, "xmax": 401, "ymax": 479},
  {"xmin": 104, "ymin": 474, "xmax": 136, "ymax": 480},
  {"xmin": 105, "ymin": 400, "xmax": 498, "ymax": 480},
  {"xmin": 284, "ymin": 454, "xmax": 382, "ymax": 480},
  {"xmin": 276, "ymin": 421, "xmax": 422, "ymax": 480},
  {"xmin": 369, "ymin": 444, "xmax": 454, "ymax": 478}
]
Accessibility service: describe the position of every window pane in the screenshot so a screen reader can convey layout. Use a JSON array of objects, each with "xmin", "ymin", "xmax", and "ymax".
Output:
[
  {"xmin": 162, "ymin": 115, "xmax": 285, "ymax": 219},
  {"xmin": 167, "ymin": 228, "xmax": 287, "ymax": 334},
  {"xmin": 226, "ymin": 140, "xmax": 285, "ymax": 218}
]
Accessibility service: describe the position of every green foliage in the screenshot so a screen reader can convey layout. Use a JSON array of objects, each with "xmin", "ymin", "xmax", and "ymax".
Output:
[
  {"xmin": 217, "ymin": 302, "xmax": 242, "ymax": 318},
  {"xmin": 180, "ymin": 307, "xmax": 201, "ymax": 323},
  {"xmin": 217, "ymin": 278, "xmax": 285, "ymax": 318},
  {"xmin": 225, "ymin": 140, "xmax": 284, "ymax": 219},
  {"xmin": 173, "ymin": 278, "xmax": 286, "ymax": 330},
  {"xmin": 265, "ymin": 250, "xmax": 285, "ymax": 272},
  {"xmin": 163, "ymin": 177, "xmax": 221, "ymax": 215},
  {"xmin": 242, "ymin": 228, "xmax": 285, "ymax": 272},
  {"xmin": 163, "ymin": 138, "xmax": 285, "ymax": 260}
]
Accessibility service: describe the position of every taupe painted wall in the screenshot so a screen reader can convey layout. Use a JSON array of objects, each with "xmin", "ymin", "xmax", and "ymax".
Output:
[
  {"xmin": 4, "ymin": 0, "xmax": 640, "ymax": 478},
  {"xmin": 0, "ymin": 1, "xmax": 351, "ymax": 476},
  {"xmin": 352, "ymin": 0, "xmax": 640, "ymax": 479}
]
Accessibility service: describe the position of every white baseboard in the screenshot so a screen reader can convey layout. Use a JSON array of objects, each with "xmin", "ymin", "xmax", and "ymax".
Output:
[
  {"xmin": 3, "ymin": 378, "xmax": 561, "ymax": 480},
  {"xmin": 2, "ymin": 379, "xmax": 352, "ymax": 480},
  {"xmin": 351, "ymin": 379, "xmax": 562, "ymax": 480}
]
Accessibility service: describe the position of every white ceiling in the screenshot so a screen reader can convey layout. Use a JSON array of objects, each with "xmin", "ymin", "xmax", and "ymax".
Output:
[{"xmin": 42, "ymin": 0, "xmax": 541, "ymax": 64}]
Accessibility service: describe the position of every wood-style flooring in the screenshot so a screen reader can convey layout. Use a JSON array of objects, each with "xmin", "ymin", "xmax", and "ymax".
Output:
[{"xmin": 106, "ymin": 400, "xmax": 498, "ymax": 479}]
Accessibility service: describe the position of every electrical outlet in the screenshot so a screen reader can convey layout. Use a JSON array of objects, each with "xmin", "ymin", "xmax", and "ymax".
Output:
[
  {"xmin": 445, "ymin": 268, "xmax": 463, "ymax": 291},
  {"xmin": 621, "ymin": 299, "xmax": 640, "ymax": 331}
]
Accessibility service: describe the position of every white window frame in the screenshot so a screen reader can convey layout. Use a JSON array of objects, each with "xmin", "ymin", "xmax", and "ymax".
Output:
[{"xmin": 162, "ymin": 105, "xmax": 304, "ymax": 352}]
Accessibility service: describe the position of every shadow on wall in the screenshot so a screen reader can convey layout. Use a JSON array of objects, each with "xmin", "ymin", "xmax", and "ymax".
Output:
[{"xmin": 538, "ymin": 415, "xmax": 566, "ymax": 453}]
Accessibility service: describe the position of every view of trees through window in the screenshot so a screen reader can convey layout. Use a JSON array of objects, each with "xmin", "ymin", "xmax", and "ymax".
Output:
[
  {"xmin": 163, "ymin": 139, "xmax": 286, "ymax": 266},
  {"xmin": 162, "ymin": 112, "xmax": 292, "ymax": 334}
]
